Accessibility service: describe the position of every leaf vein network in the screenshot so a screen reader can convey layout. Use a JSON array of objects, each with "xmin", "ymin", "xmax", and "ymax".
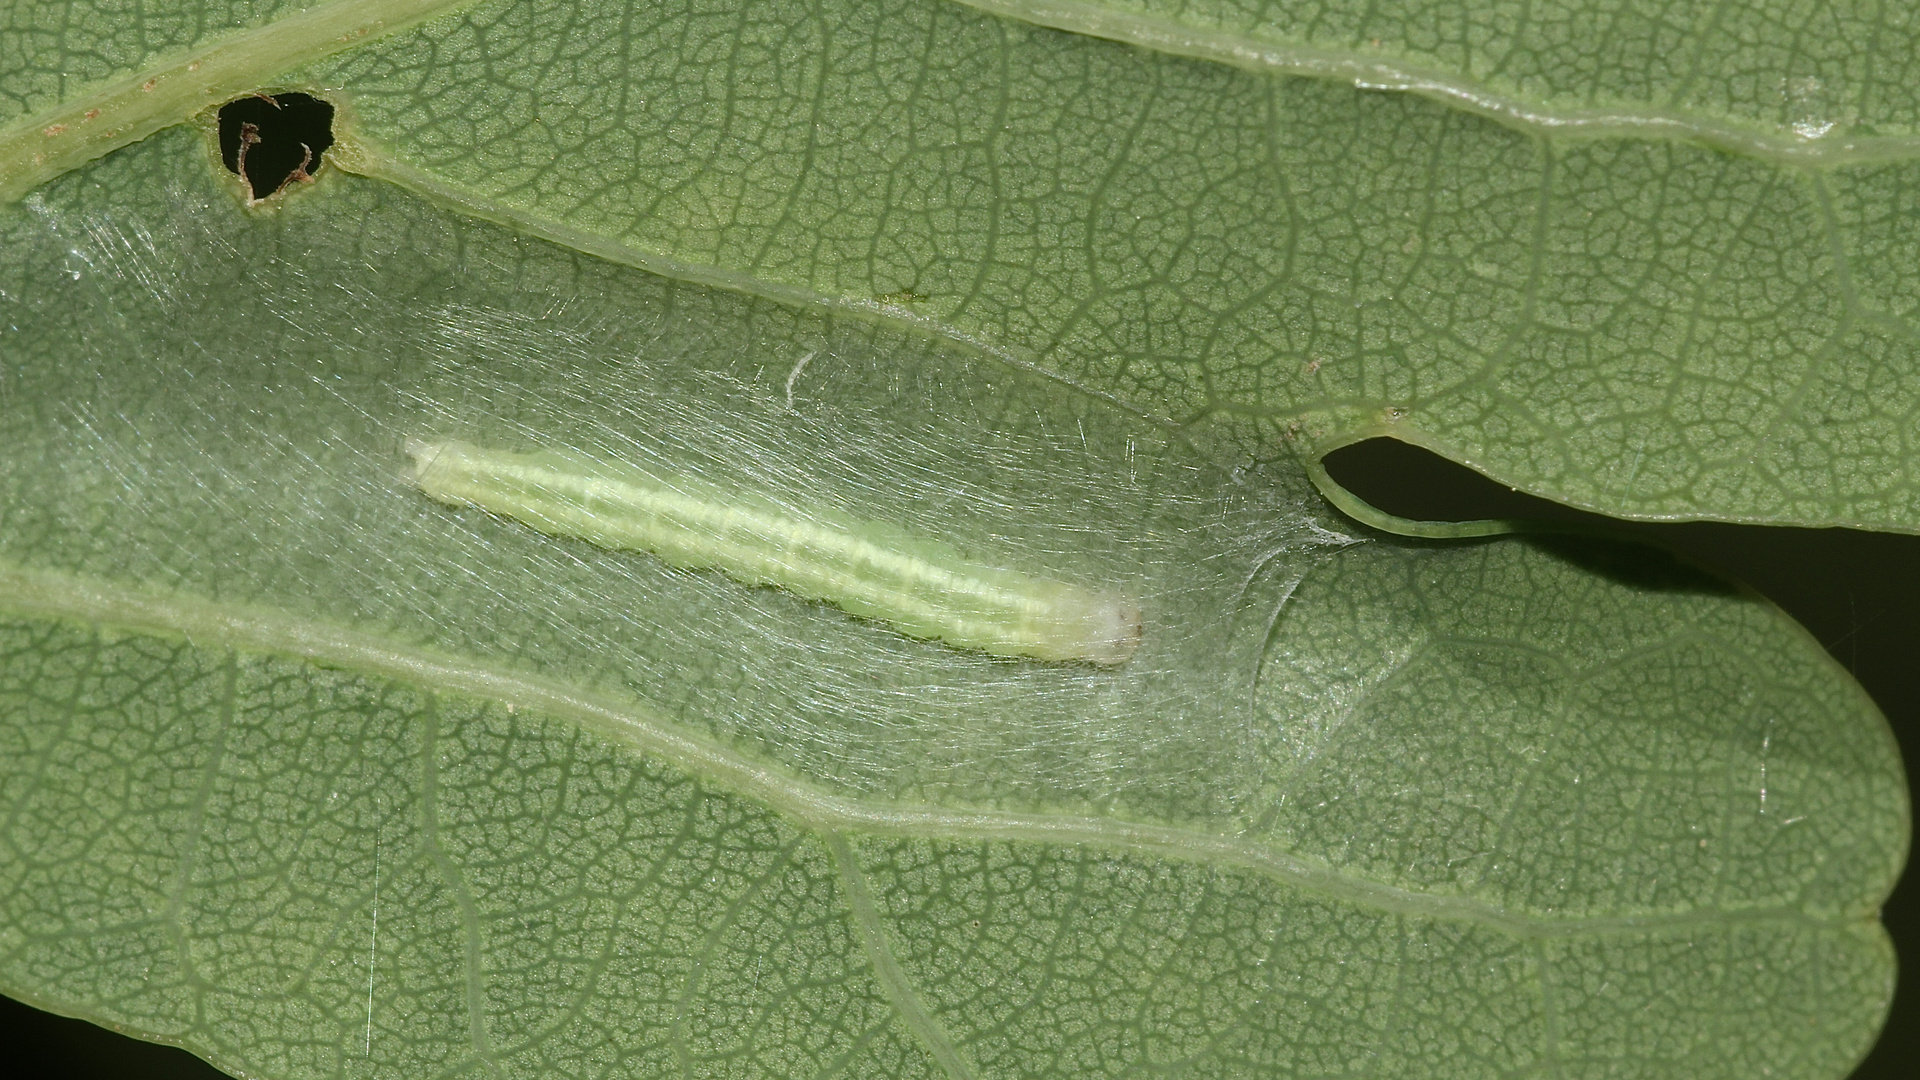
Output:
[{"xmin": 0, "ymin": 565, "xmax": 1864, "ymax": 944}]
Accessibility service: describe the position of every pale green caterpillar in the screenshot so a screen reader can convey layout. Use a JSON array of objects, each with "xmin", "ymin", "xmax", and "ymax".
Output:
[{"xmin": 404, "ymin": 439, "xmax": 1142, "ymax": 665}]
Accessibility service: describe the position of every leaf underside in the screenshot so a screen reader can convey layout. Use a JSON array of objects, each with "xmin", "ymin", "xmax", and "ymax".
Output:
[{"xmin": 0, "ymin": 2, "xmax": 1910, "ymax": 1079}]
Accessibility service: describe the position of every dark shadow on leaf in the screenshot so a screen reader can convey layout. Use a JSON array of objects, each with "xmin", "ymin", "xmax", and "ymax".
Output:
[
  {"xmin": 1521, "ymin": 532, "xmax": 1737, "ymax": 597},
  {"xmin": 1326, "ymin": 436, "xmax": 1919, "ymax": 1080}
]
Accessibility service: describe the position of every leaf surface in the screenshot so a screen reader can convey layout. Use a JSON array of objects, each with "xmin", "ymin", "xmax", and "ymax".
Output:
[
  {"xmin": 949, "ymin": 0, "xmax": 1920, "ymax": 156},
  {"xmin": 9, "ymin": 0, "xmax": 1920, "ymax": 528},
  {"xmin": 0, "ymin": 2, "xmax": 1910, "ymax": 1079},
  {"xmin": 293, "ymin": 0, "xmax": 1920, "ymax": 530}
]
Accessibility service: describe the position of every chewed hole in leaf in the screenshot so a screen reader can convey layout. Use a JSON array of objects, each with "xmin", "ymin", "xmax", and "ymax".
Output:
[{"xmin": 216, "ymin": 92, "xmax": 335, "ymax": 201}]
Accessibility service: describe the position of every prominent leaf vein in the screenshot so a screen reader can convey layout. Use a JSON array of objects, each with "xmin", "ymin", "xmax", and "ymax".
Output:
[
  {"xmin": 945, "ymin": 0, "xmax": 1920, "ymax": 165},
  {"xmin": 0, "ymin": 564, "xmax": 1874, "ymax": 939},
  {"xmin": 0, "ymin": 0, "xmax": 476, "ymax": 204},
  {"xmin": 826, "ymin": 833, "xmax": 979, "ymax": 1080}
]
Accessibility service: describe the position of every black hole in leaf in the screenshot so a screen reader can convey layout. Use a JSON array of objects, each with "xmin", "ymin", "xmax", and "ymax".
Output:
[{"xmin": 216, "ymin": 92, "xmax": 334, "ymax": 200}]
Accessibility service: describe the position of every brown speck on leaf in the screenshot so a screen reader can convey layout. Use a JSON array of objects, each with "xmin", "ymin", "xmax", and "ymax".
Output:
[
  {"xmin": 83, "ymin": 109, "xmax": 100, "ymax": 121},
  {"xmin": 141, "ymin": 78, "xmax": 157, "ymax": 91},
  {"xmin": 236, "ymin": 121, "xmax": 263, "ymax": 197},
  {"xmin": 238, "ymin": 119, "xmax": 317, "ymax": 204},
  {"xmin": 41, "ymin": 124, "xmax": 66, "ymax": 137},
  {"xmin": 275, "ymin": 143, "xmax": 317, "ymax": 196}
]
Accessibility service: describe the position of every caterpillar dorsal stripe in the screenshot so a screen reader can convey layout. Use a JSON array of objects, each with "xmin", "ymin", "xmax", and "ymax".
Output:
[{"xmin": 404, "ymin": 439, "xmax": 1142, "ymax": 665}]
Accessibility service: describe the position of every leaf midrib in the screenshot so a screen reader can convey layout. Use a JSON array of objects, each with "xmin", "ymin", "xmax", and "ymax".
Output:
[
  {"xmin": 0, "ymin": 562, "xmax": 1868, "ymax": 939},
  {"xmin": 6, "ymin": 0, "xmax": 1920, "ymax": 213},
  {"xmin": 325, "ymin": 144, "xmax": 1179, "ymax": 431},
  {"xmin": 0, "ymin": 0, "xmax": 473, "ymax": 204}
]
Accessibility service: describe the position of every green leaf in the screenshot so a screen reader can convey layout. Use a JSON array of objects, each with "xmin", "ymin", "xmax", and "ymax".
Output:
[
  {"xmin": 949, "ymin": 0, "xmax": 1920, "ymax": 157},
  {"xmin": 15, "ymin": 0, "xmax": 1920, "ymax": 529},
  {"xmin": 291, "ymin": 0, "xmax": 1920, "ymax": 532},
  {"xmin": 0, "ymin": 2, "xmax": 1909, "ymax": 1079}
]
